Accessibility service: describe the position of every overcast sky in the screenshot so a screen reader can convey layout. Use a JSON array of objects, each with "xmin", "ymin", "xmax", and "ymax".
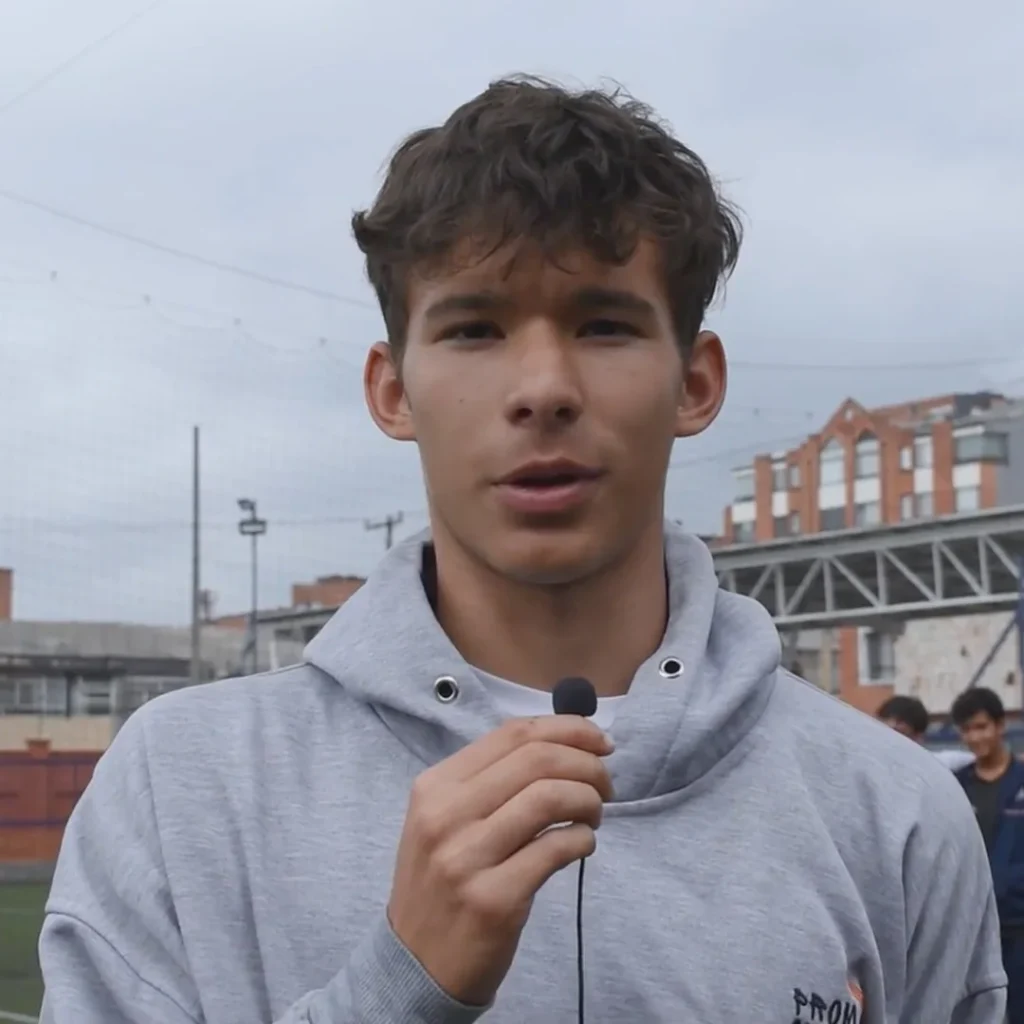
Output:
[{"xmin": 1, "ymin": 0, "xmax": 1022, "ymax": 624}]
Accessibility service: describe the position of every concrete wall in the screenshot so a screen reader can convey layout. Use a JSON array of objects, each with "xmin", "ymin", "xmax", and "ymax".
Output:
[{"xmin": 891, "ymin": 612, "xmax": 1022, "ymax": 713}]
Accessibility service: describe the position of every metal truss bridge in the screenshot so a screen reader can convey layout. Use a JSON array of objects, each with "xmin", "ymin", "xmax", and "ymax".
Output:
[{"xmin": 713, "ymin": 504, "xmax": 1024, "ymax": 630}]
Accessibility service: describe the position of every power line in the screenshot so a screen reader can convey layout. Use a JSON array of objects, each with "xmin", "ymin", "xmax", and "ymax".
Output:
[
  {"xmin": 1, "ymin": 256, "xmax": 1022, "ymax": 374},
  {"xmin": 0, "ymin": 510, "xmax": 429, "ymax": 535},
  {"xmin": 0, "ymin": 188, "xmax": 376, "ymax": 307},
  {"xmin": 668, "ymin": 433, "xmax": 813, "ymax": 470},
  {"xmin": 0, "ymin": 0, "xmax": 168, "ymax": 119}
]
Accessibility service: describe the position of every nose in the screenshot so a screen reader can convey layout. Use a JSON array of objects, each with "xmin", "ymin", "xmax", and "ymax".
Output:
[{"xmin": 502, "ymin": 325, "xmax": 583, "ymax": 430}]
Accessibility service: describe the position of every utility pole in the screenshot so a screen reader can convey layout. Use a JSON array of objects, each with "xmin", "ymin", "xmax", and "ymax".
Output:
[
  {"xmin": 190, "ymin": 426, "xmax": 202, "ymax": 684},
  {"xmin": 365, "ymin": 511, "xmax": 404, "ymax": 551},
  {"xmin": 238, "ymin": 498, "xmax": 268, "ymax": 674}
]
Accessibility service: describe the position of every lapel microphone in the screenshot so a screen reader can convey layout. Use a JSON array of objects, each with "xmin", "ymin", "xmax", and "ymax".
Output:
[{"xmin": 552, "ymin": 677, "xmax": 598, "ymax": 1024}]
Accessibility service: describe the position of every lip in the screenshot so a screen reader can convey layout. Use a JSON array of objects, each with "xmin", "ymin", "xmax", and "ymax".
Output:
[{"xmin": 494, "ymin": 459, "xmax": 605, "ymax": 515}]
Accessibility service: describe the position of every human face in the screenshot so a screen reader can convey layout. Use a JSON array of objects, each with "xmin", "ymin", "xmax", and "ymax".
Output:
[
  {"xmin": 958, "ymin": 711, "xmax": 1005, "ymax": 763},
  {"xmin": 364, "ymin": 239, "xmax": 726, "ymax": 585}
]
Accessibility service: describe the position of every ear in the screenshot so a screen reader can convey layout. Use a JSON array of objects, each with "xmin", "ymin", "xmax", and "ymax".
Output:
[
  {"xmin": 364, "ymin": 342, "xmax": 416, "ymax": 441},
  {"xmin": 675, "ymin": 330, "xmax": 727, "ymax": 438}
]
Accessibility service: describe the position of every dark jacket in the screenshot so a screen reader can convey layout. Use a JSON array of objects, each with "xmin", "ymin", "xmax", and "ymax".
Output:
[{"xmin": 957, "ymin": 757, "xmax": 1024, "ymax": 930}]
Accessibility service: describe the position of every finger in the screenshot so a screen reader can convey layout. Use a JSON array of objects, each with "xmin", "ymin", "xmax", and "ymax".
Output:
[
  {"xmin": 425, "ymin": 715, "xmax": 613, "ymax": 788},
  {"xmin": 473, "ymin": 778, "xmax": 605, "ymax": 868},
  {"xmin": 454, "ymin": 742, "xmax": 612, "ymax": 823},
  {"xmin": 477, "ymin": 822, "xmax": 597, "ymax": 906}
]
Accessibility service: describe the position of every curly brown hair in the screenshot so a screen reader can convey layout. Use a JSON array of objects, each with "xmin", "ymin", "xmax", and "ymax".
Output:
[{"xmin": 352, "ymin": 76, "xmax": 742, "ymax": 357}]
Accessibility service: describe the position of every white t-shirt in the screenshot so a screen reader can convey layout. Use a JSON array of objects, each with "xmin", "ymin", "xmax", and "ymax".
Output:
[
  {"xmin": 473, "ymin": 668, "xmax": 626, "ymax": 732},
  {"xmin": 932, "ymin": 749, "xmax": 975, "ymax": 772}
]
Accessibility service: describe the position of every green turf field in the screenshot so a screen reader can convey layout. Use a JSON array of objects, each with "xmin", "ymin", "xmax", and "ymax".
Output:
[{"xmin": 0, "ymin": 882, "xmax": 47, "ymax": 1019}]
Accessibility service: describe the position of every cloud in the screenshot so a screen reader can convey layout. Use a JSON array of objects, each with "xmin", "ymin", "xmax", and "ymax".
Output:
[{"xmin": 0, "ymin": 0, "xmax": 1021, "ymax": 620}]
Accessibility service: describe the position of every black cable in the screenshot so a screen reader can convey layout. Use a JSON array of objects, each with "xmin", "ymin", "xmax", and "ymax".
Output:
[{"xmin": 575, "ymin": 858, "xmax": 586, "ymax": 1024}]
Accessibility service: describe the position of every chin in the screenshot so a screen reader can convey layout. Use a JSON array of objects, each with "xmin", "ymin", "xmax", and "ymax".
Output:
[{"xmin": 485, "ymin": 530, "xmax": 616, "ymax": 586}]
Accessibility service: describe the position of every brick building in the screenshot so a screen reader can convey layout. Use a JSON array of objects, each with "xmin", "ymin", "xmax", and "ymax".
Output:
[
  {"xmin": 1, "ymin": 567, "xmax": 12, "ymax": 621},
  {"xmin": 211, "ymin": 573, "xmax": 365, "ymax": 644},
  {"xmin": 721, "ymin": 391, "xmax": 1024, "ymax": 714}
]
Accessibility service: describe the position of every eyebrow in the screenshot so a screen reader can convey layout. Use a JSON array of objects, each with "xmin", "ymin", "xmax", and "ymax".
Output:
[
  {"xmin": 423, "ymin": 291, "xmax": 509, "ymax": 320},
  {"xmin": 571, "ymin": 287, "xmax": 656, "ymax": 317},
  {"xmin": 423, "ymin": 286, "xmax": 656, "ymax": 321}
]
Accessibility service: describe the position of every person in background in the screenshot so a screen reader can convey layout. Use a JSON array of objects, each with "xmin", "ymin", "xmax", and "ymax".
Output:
[
  {"xmin": 952, "ymin": 686, "xmax": 1024, "ymax": 1024},
  {"xmin": 877, "ymin": 694, "xmax": 975, "ymax": 771}
]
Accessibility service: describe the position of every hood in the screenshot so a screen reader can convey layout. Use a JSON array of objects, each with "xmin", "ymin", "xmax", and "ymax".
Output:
[{"xmin": 304, "ymin": 522, "xmax": 780, "ymax": 803}]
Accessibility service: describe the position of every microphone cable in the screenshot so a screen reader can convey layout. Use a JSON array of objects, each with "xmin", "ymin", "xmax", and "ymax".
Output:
[
  {"xmin": 575, "ymin": 857, "xmax": 586, "ymax": 1024},
  {"xmin": 551, "ymin": 676, "xmax": 599, "ymax": 1024}
]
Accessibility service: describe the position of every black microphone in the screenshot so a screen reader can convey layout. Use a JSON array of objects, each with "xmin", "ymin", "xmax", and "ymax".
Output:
[
  {"xmin": 552, "ymin": 676, "xmax": 598, "ymax": 718},
  {"xmin": 552, "ymin": 676, "xmax": 598, "ymax": 1024}
]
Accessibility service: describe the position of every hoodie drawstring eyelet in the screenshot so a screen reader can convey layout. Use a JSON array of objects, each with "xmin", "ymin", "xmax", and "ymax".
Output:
[
  {"xmin": 433, "ymin": 676, "xmax": 459, "ymax": 703},
  {"xmin": 658, "ymin": 657, "xmax": 683, "ymax": 679}
]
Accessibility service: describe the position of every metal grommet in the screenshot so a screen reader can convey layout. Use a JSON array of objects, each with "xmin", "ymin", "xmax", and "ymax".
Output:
[
  {"xmin": 433, "ymin": 676, "xmax": 459, "ymax": 703},
  {"xmin": 658, "ymin": 657, "xmax": 683, "ymax": 679}
]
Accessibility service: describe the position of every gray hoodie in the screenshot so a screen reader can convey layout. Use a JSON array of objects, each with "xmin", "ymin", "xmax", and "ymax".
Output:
[{"xmin": 39, "ymin": 526, "xmax": 1005, "ymax": 1022}]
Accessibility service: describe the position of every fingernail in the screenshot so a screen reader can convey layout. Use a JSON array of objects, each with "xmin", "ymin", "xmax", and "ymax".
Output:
[{"xmin": 602, "ymin": 732, "xmax": 615, "ymax": 752}]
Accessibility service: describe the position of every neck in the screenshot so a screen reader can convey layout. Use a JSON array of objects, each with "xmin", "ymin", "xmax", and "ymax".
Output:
[
  {"xmin": 431, "ymin": 521, "xmax": 668, "ymax": 698},
  {"xmin": 976, "ymin": 746, "xmax": 1013, "ymax": 779}
]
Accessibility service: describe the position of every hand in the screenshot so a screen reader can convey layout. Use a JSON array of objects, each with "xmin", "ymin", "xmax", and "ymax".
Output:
[{"xmin": 387, "ymin": 715, "xmax": 614, "ymax": 1007}]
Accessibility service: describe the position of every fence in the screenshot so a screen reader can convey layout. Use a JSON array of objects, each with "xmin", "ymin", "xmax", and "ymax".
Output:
[{"xmin": 0, "ymin": 741, "xmax": 99, "ymax": 866}]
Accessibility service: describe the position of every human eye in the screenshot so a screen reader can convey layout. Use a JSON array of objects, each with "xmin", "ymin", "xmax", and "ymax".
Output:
[
  {"xmin": 439, "ymin": 320, "xmax": 503, "ymax": 343},
  {"xmin": 578, "ymin": 318, "xmax": 642, "ymax": 340}
]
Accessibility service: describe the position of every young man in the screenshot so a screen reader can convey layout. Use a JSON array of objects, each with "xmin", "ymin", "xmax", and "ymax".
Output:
[
  {"xmin": 877, "ymin": 694, "xmax": 975, "ymax": 770},
  {"xmin": 953, "ymin": 687, "xmax": 1024, "ymax": 1023},
  {"xmin": 40, "ymin": 78, "xmax": 1004, "ymax": 1022}
]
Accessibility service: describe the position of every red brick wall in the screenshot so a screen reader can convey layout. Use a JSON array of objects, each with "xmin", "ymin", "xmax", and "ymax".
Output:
[
  {"xmin": 0, "ymin": 740, "xmax": 98, "ymax": 863},
  {"xmin": 753, "ymin": 456, "xmax": 774, "ymax": 541},
  {"xmin": 932, "ymin": 421, "xmax": 955, "ymax": 516},
  {"xmin": 981, "ymin": 459, "xmax": 999, "ymax": 508},
  {"xmin": 837, "ymin": 630, "xmax": 894, "ymax": 714},
  {"xmin": 0, "ymin": 567, "xmax": 11, "ymax": 621}
]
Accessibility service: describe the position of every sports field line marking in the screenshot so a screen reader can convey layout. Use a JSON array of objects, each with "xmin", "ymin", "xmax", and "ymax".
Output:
[{"xmin": 0, "ymin": 1011, "xmax": 39, "ymax": 1023}]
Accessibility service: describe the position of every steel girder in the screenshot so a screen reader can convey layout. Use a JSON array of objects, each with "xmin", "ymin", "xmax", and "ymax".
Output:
[{"xmin": 712, "ymin": 504, "xmax": 1024, "ymax": 630}]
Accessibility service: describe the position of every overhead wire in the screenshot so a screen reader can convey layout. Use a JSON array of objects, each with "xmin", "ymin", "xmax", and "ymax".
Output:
[
  {"xmin": 0, "ymin": 0, "xmax": 168, "ymax": 118},
  {"xmin": 1, "ymin": 258, "xmax": 1020, "ymax": 373},
  {"xmin": 0, "ymin": 188, "xmax": 376, "ymax": 307}
]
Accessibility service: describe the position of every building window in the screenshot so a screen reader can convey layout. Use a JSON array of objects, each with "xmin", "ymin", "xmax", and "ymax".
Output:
[
  {"xmin": 772, "ymin": 461, "xmax": 787, "ymax": 492},
  {"xmin": 733, "ymin": 521, "xmax": 755, "ymax": 543},
  {"xmin": 819, "ymin": 440, "xmax": 844, "ymax": 485},
  {"xmin": 854, "ymin": 501, "xmax": 881, "ymax": 527},
  {"xmin": 914, "ymin": 436, "xmax": 933, "ymax": 468},
  {"xmin": 863, "ymin": 629, "xmax": 895, "ymax": 683},
  {"xmin": 900, "ymin": 446, "xmax": 913, "ymax": 471},
  {"xmin": 915, "ymin": 492, "xmax": 934, "ymax": 518},
  {"xmin": 733, "ymin": 468, "xmax": 754, "ymax": 502},
  {"xmin": 76, "ymin": 680, "xmax": 113, "ymax": 715},
  {"xmin": 854, "ymin": 435, "xmax": 879, "ymax": 478},
  {"xmin": 789, "ymin": 464, "xmax": 801, "ymax": 488},
  {"xmin": 790, "ymin": 511, "xmax": 801, "ymax": 535},
  {"xmin": 900, "ymin": 494, "xmax": 914, "ymax": 520},
  {"xmin": 954, "ymin": 432, "xmax": 1009, "ymax": 465},
  {"xmin": 955, "ymin": 486, "xmax": 981, "ymax": 513},
  {"xmin": 820, "ymin": 507, "xmax": 846, "ymax": 531},
  {"xmin": 773, "ymin": 515, "xmax": 789, "ymax": 538}
]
